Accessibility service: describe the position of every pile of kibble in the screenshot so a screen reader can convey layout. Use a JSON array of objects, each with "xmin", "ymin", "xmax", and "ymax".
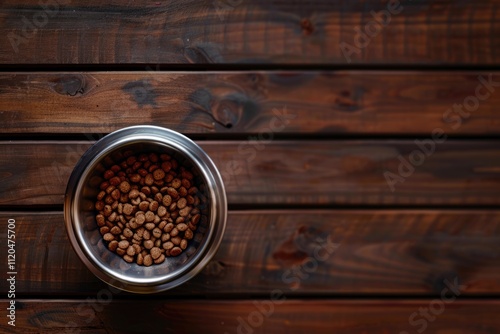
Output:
[{"xmin": 94, "ymin": 152, "xmax": 208, "ymax": 266}]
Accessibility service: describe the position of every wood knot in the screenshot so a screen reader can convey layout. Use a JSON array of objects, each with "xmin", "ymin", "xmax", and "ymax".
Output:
[
  {"xmin": 273, "ymin": 225, "xmax": 332, "ymax": 266},
  {"xmin": 52, "ymin": 75, "xmax": 85, "ymax": 96},
  {"xmin": 300, "ymin": 18, "xmax": 314, "ymax": 35}
]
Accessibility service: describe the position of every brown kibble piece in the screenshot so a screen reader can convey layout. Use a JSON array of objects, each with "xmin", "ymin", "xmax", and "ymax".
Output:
[
  {"xmin": 123, "ymin": 255, "xmax": 134, "ymax": 263},
  {"xmin": 184, "ymin": 229, "xmax": 194, "ymax": 240},
  {"xmin": 144, "ymin": 239, "xmax": 154, "ymax": 249},
  {"xmin": 163, "ymin": 241, "xmax": 174, "ymax": 250},
  {"xmin": 161, "ymin": 161, "xmax": 172, "ymax": 172},
  {"xmin": 126, "ymin": 156, "xmax": 137, "ymax": 166},
  {"xmin": 145, "ymin": 211, "xmax": 155, "ymax": 222},
  {"xmin": 135, "ymin": 213, "xmax": 145, "ymax": 225},
  {"xmin": 180, "ymin": 239, "xmax": 188, "ymax": 250},
  {"xmin": 138, "ymin": 168, "xmax": 148, "ymax": 177},
  {"xmin": 103, "ymin": 233, "xmax": 114, "ymax": 241},
  {"xmin": 104, "ymin": 170, "xmax": 114, "ymax": 180},
  {"xmin": 143, "ymin": 255, "xmax": 153, "ymax": 266},
  {"xmin": 108, "ymin": 240, "xmax": 118, "ymax": 251},
  {"xmin": 141, "ymin": 186, "xmax": 151, "ymax": 196},
  {"xmin": 152, "ymin": 227, "xmax": 162, "ymax": 238},
  {"xmin": 110, "ymin": 226, "xmax": 121, "ymax": 235},
  {"xmin": 171, "ymin": 178, "xmax": 181, "ymax": 189},
  {"xmin": 120, "ymin": 193, "xmax": 129, "ymax": 203},
  {"xmin": 170, "ymin": 247, "xmax": 182, "ymax": 256},
  {"xmin": 182, "ymin": 170, "xmax": 194, "ymax": 180},
  {"xmin": 164, "ymin": 222, "xmax": 174, "ymax": 233},
  {"xmin": 154, "ymin": 192, "xmax": 163, "ymax": 202},
  {"xmin": 95, "ymin": 201, "xmax": 105, "ymax": 211},
  {"xmin": 162, "ymin": 195, "xmax": 172, "ymax": 207},
  {"xmin": 171, "ymin": 236, "xmax": 181, "ymax": 245},
  {"xmin": 178, "ymin": 187, "xmax": 188, "ymax": 197},
  {"xmin": 177, "ymin": 223, "xmax": 188, "ymax": 232},
  {"xmin": 119, "ymin": 181, "xmax": 131, "ymax": 193},
  {"xmin": 100, "ymin": 181, "xmax": 110, "ymax": 191},
  {"xmin": 109, "ymin": 212, "xmax": 118, "ymax": 222},
  {"xmin": 103, "ymin": 205, "xmax": 113, "ymax": 217},
  {"xmin": 129, "ymin": 189, "xmax": 140, "ymax": 199},
  {"xmin": 136, "ymin": 253, "xmax": 144, "ymax": 265},
  {"xmin": 126, "ymin": 246, "xmax": 136, "ymax": 256},
  {"xmin": 154, "ymin": 254, "xmax": 165, "ymax": 264},
  {"xmin": 165, "ymin": 173, "xmax": 174, "ymax": 183},
  {"xmin": 104, "ymin": 195, "xmax": 114, "ymax": 205},
  {"xmin": 145, "ymin": 174, "xmax": 154, "ymax": 186},
  {"xmin": 129, "ymin": 218, "xmax": 138, "ymax": 229},
  {"xmin": 109, "ymin": 176, "xmax": 121, "ymax": 186},
  {"xmin": 122, "ymin": 227, "xmax": 133, "ymax": 238},
  {"xmin": 157, "ymin": 206, "xmax": 167, "ymax": 217},
  {"xmin": 153, "ymin": 168, "xmax": 165, "ymax": 180},
  {"xmin": 111, "ymin": 188, "xmax": 121, "ymax": 200},
  {"xmin": 149, "ymin": 201, "xmax": 159, "ymax": 212},
  {"xmin": 118, "ymin": 240, "xmax": 129, "ymax": 249},
  {"xmin": 191, "ymin": 214, "xmax": 201, "ymax": 225},
  {"xmin": 123, "ymin": 203, "xmax": 134, "ymax": 216},
  {"xmin": 139, "ymin": 201, "xmax": 149, "ymax": 211},
  {"xmin": 181, "ymin": 179, "xmax": 191, "ymax": 189},
  {"xmin": 177, "ymin": 198, "xmax": 187, "ymax": 209},
  {"xmin": 150, "ymin": 247, "xmax": 161, "ymax": 260},
  {"xmin": 96, "ymin": 214, "xmax": 105, "ymax": 226},
  {"xmin": 179, "ymin": 206, "xmax": 191, "ymax": 217},
  {"xmin": 167, "ymin": 187, "xmax": 179, "ymax": 198},
  {"xmin": 97, "ymin": 190, "xmax": 106, "ymax": 201}
]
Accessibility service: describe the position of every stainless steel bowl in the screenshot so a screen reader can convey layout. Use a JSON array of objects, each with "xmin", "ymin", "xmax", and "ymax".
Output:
[{"xmin": 64, "ymin": 126, "xmax": 227, "ymax": 293}]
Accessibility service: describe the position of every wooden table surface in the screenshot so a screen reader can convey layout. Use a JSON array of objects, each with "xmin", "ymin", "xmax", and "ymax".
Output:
[{"xmin": 1, "ymin": 1, "xmax": 500, "ymax": 333}]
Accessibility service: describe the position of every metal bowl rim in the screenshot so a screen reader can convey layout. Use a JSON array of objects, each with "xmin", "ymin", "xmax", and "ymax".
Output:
[{"xmin": 64, "ymin": 125, "xmax": 227, "ymax": 293}]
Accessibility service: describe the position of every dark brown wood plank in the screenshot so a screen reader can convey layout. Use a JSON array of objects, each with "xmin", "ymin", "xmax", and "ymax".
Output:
[
  {"xmin": 2, "ymin": 211, "xmax": 500, "ymax": 296},
  {"xmin": 2, "ymin": 72, "xmax": 500, "ymax": 135},
  {"xmin": 3, "ymin": 299, "xmax": 500, "ymax": 333},
  {"xmin": 0, "ymin": 1, "xmax": 499, "ymax": 64},
  {"xmin": 1, "ymin": 140, "xmax": 500, "ymax": 206}
]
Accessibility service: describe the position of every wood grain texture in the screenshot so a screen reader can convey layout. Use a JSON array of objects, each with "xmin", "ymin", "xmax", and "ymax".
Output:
[
  {"xmin": 2, "ymin": 71, "xmax": 500, "ymax": 135},
  {"xmin": 2, "ymin": 211, "xmax": 500, "ymax": 296},
  {"xmin": 2, "ymin": 299, "xmax": 500, "ymax": 333},
  {"xmin": 1, "ymin": 140, "xmax": 500, "ymax": 206},
  {"xmin": 0, "ymin": 1, "xmax": 499, "ymax": 64}
]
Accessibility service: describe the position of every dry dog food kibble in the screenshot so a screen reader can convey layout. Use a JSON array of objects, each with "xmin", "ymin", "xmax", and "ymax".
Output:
[{"xmin": 94, "ymin": 152, "xmax": 208, "ymax": 266}]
